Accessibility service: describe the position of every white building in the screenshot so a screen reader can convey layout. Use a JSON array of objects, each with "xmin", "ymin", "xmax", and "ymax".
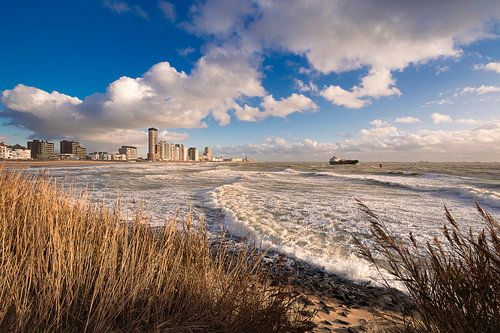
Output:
[
  {"xmin": 157, "ymin": 141, "xmax": 175, "ymax": 161},
  {"xmin": 118, "ymin": 146, "xmax": 138, "ymax": 160},
  {"xmin": 89, "ymin": 152, "xmax": 112, "ymax": 160},
  {"xmin": 4, "ymin": 144, "xmax": 31, "ymax": 160},
  {"xmin": 111, "ymin": 153, "xmax": 127, "ymax": 161}
]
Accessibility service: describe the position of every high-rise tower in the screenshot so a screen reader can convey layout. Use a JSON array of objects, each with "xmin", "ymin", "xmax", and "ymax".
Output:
[{"xmin": 147, "ymin": 127, "xmax": 158, "ymax": 161}]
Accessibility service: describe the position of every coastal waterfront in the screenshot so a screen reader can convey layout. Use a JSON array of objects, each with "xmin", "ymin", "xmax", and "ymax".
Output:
[{"xmin": 24, "ymin": 161, "xmax": 500, "ymax": 283}]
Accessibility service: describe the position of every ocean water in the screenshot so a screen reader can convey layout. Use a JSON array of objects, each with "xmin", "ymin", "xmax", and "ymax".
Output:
[{"xmin": 30, "ymin": 162, "xmax": 500, "ymax": 282}]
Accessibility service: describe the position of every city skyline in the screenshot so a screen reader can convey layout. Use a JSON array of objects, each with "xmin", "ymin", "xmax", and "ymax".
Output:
[
  {"xmin": 0, "ymin": 135, "xmax": 219, "ymax": 161},
  {"xmin": 1, "ymin": 1, "xmax": 500, "ymax": 161}
]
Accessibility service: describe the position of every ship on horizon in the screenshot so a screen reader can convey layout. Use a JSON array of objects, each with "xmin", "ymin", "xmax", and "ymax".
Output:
[{"xmin": 329, "ymin": 155, "xmax": 359, "ymax": 165}]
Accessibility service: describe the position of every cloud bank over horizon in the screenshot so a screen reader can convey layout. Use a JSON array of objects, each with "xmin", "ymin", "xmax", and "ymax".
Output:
[{"xmin": 217, "ymin": 120, "xmax": 500, "ymax": 162}]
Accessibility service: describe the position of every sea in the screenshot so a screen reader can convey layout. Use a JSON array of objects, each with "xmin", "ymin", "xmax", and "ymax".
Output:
[{"xmin": 29, "ymin": 162, "xmax": 500, "ymax": 283}]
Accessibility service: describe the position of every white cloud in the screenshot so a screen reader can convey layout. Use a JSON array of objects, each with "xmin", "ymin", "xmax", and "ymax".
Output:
[
  {"xmin": 424, "ymin": 98, "xmax": 453, "ymax": 107},
  {"xmin": 294, "ymin": 79, "xmax": 318, "ymax": 93},
  {"xmin": 461, "ymin": 85, "xmax": 500, "ymax": 95},
  {"xmin": 103, "ymin": 0, "xmax": 130, "ymax": 13},
  {"xmin": 431, "ymin": 113, "xmax": 452, "ymax": 124},
  {"xmin": 456, "ymin": 118, "xmax": 482, "ymax": 125},
  {"xmin": 261, "ymin": 94, "xmax": 317, "ymax": 118},
  {"xmin": 395, "ymin": 117, "xmax": 421, "ymax": 124},
  {"xmin": 189, "ymin": 0, "xmax": 500, "ymax": 108},
  {"xmin": 234, "ymin": 93, "xmax": 317, "ymax": 122},
  {"xmin": 474, "ymin": 62, "xmax": 500, "ymax": 73},
  {"xmin": 359, "ymin": 126, "xmax": 398, "ymax": 138},
  {"xmin": 370, "ymin": 119, "xmax": 389, "ymax": 127},
  {"xmin": 133, "ymin": 6, "xmax": 150, "ymax": 20},
  {"xmin": 158, "ymin": 1, "xmax": 176, "ymax": 22},
  {"xmin": 177, "ymin": 47, "xmax": 195, "ymax": 57},
  {"xmin": 435, "ymin": 66, "xmax": 450, "ymax": 75},
  {"xmin": 1, "ymin": 47, "xmax": 265, "ymax": 144},
  {"xmin": 320, "ymin": 67, "xmax": 401, "ymax": 108},
  {"xmin": 320, "ymin": 85, "xmax": 367, "ymax": 109},
  {"xmin": 103, "ymin": 0, "xmax": 149, "ymax": 20}
]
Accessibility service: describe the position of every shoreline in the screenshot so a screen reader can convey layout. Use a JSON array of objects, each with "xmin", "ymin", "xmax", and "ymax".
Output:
[{"xmin": 215, "ymin": 235, "xmax": 410, "ymax": 332}]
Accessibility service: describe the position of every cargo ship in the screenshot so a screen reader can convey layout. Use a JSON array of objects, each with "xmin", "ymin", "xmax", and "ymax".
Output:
[{"xmin": 329, "ymin": 155, "xmax": 359, "ymax": 165}]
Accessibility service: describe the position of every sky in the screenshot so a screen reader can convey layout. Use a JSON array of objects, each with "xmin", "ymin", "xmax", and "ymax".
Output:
[{"xmin": 1, "ymin": 0, "xmax": 500, "ymax": 162}]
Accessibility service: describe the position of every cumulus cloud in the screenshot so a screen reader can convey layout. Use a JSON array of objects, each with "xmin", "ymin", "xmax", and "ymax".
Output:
[
  {"xmin": 320, "ymin": 67, "xmax": 401, "ymax": 108},
  {"xmin": 1, "ymin": 48, "xmax": 266, "ymax": 144},
  {"xmin": 395, "ymin": 117, "xmax": 421, "ymax": 124},
  {"xmin": 431, "ymin": 113, "xmax": 453, "ymax": 124},
  {"xmin": 189, "ymin": 0, "xmax": 500, "ymax": 108},
  {"xmin": 218, "ymin": 122, "xmax": 500, "ymax": 162},
  {"xmin": 461, "ymin": 85, "xmax": 500, "ymax": 95},
  {"xmin": 474, "ymin": 62, "xmax": 500, "ymax": 73},
  {"xmin": 234, "ymin": 93, "xmax": 317, "ymax": 122},
  {"xmin": 320, "ymin": 85, "xmax": 367, "ymax": 109},
  {"xmin": 158, "ymin": 0, "xmax": 176, "ymax": 22}
]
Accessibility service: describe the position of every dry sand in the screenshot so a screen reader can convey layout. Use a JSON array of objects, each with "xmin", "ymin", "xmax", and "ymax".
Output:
[{"xmin": 301, "ymin": 293, "xmax": 399, "ymax": 332}]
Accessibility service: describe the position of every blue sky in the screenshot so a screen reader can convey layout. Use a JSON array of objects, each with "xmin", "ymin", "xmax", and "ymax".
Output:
[{"xmin": 1, "ymin": 0, "xmax": 500, "ymax": 161}]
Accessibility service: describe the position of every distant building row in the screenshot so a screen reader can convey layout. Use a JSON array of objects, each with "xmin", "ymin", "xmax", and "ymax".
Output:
[{"xmin": 0, "ymin": 139, "xmax": 138, "ymax": 161}]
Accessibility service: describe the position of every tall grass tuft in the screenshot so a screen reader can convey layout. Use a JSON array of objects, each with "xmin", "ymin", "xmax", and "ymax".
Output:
[
  {"xmin": 356, "ymin": 201, "xmax": 500, "ymax": 333},
  {"xmin": 0, "ymin": 168, "xmax": 310, "ymax": 332}
]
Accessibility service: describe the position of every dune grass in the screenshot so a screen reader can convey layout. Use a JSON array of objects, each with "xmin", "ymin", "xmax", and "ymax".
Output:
[
  {"xmin": 356, "ymin": 201, "xmax": 500, "ymax": 333},
  {"xmin": 0, "ymin": 168, "xmax": 310, "ymax": 332}
]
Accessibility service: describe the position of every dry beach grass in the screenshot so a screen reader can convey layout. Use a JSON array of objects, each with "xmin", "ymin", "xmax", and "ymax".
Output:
[
  {"xmin": 0, "ymin": 168, "xmax": 311, "ymax": 332},
  {"xmin": 356, "ymin": 201, "xmax": 500, "ymax": 333}
]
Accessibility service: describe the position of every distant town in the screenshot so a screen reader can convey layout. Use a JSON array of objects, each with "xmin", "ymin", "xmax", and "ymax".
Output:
[{"xmin": 0, "ymin": 127, "xmax": 251, "ymax": 162}]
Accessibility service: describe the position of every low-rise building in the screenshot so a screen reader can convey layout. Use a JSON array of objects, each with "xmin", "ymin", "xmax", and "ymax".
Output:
[
  {"xmin": 6, "ymin": 144, "xmax": 31, "ymax": 160},
  {"xmin": 58, "ymin": 153, "xmax": 78, "ymax": 160},
  {"xmin": 118, "ymin": 146, "xmax": 138, "ymax": 160},
  {"xmin": 88, "ymin": 152, "xmax": 111, "ymax": 160},
  {"xmin": 111, "ymin": 153, "xmax": 127, "ymax": 161}
]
